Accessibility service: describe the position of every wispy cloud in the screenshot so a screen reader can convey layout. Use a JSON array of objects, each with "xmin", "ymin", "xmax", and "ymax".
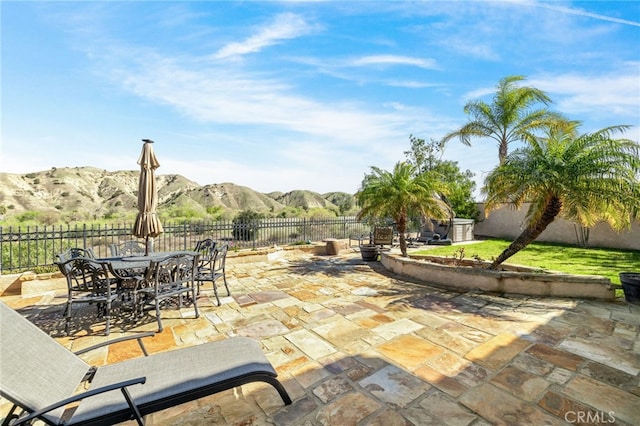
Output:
[
  {"xmin": 348, "ymin": 54, "xmax": 438, "ymax": 69},
  {"xmin": 458, "ymin": 68, "xmax": 640, "ymax": 121},
  {"xmin": 522, "ymin": 1, "xmax": 640, "ymax": 27},
  {"xmin": 213, "ymin": 12, "xmax": 319, "ymax": 59},
  {"xmin": 531, "ymin": 69, "xmax": 640, "ymax": 119},
  {"xmin": 114, "ymin": 54, "xmax": 411, "ymax": 145}
]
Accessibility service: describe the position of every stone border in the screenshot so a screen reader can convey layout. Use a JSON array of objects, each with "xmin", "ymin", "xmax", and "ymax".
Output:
[
  {"xmin": 0, "ymin": 242, "xmax": 342, "ymax": 297},
  {"xmin": 380, "ymin": 252, "xmax": 616, "ymax": 300}
]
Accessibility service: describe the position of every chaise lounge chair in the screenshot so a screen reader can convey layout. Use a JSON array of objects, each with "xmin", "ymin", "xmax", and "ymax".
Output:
[{"xmin": 0, "ymin": 301, "xmax": 292, "ymax": 425}]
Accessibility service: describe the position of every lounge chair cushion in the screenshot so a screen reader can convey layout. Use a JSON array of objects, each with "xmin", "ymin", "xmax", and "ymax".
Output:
[
  {"xmin": 69, "ymin": 337, "xmax": 279, "ymax": 424},
  {"xmin": 0, "ymin": 303, "xmax": 90, "ymax": 423}
]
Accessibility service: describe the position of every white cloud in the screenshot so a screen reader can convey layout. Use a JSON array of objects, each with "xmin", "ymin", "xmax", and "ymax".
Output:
[
  {"xmin": 530, "ymin": 69, "xmax": 640, "ymax": 119},
  {"xmin": 348, "ymin": 55, "xmax": 438, "ymax": 69},
  {"xmin": 522, "ymin": 1, "xmax": 640, "ymax": 28},
  {"xmin": 114, "ymin": 55, "xmax": 417, "ymax": 147},
  {"xmin": 213, "ymin": 13, "xmax": 318, "ymax": 59}
]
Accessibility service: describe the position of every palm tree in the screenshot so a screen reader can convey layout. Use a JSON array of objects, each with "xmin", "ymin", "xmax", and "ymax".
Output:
[
  {"xmin": 483, "ymin": 121, "xmax": 640, "ymax": 269},
  {"xmin": 356, "ymin": 162, "xmax": 451, "ymax": 256},
  {"xmin": 442, "ymin": 75, "xmax": 562, "ymax": 164}
]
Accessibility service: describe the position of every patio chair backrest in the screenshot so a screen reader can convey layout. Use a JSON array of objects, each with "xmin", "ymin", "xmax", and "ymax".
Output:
[
  {"xmin": 110, "ymin": 240, "xmax": 147, "ymax": 257},
  {"xmin": 55, "ymin": 247, "xmax": 95, "ymax": 263},
  {"xmin": 55, "ymin": 248, "xmax": 97, "ymax": 276},
  {"xmin": 146, "ymin": 253, "xmax": 197, "ymax": 291},
  {"xmin": 213, "ymin": 243, "xmax": 228, "ymax": 273},
  {"xmin": 0, "ymin": 301, "xmax": 90, "ymax": 424},
  {"xmin": 56, "ymin": 256, "xmax": 114, "ymax": 294},
  {"xmin": 373, "ymin": 226, "xmax": 394, "ymax": 246},
  {"xmin": 194, "ymin": 238, "xmax": 217, "ymax": 267}
]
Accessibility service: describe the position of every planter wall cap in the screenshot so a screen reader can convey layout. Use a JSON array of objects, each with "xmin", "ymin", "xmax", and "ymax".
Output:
[{"xmin": 382, "ymin": 252, "xmax": 615, "ymax": 300}]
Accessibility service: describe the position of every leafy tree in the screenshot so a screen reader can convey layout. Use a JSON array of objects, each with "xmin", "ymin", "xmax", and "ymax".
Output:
[
  {"xmin": 206, "ymin": 206, "xmax": 224, "ymax": 220},
  {"xmin": 356, "ymin": 162, "xmax": 451, "ymax": 256},
  {"xmin": 483, "ymin": 121, "xmax": 640, "ymax": 269},
  {"xmin": 325, "ymin": 192, "xmax": 355, "ymax": 215},
  {"xmin": 442, "ymin": 75, "xmax": 562, "ymax": 164},
  {"xmin": 432, "ymin": 161, "xmax": 478, "ymax": 220},
  {"xmin": 404, "ymin": 134, "xmax": 446, "ymax": 173},
  {"xmin": 232, "ymin": 209, "xmax": 264, "ymax": 241},
  {"xmin": 16, "ymin": 211, "xmax": 39, "ymax": 223},
  {"xmin": 404, "ymin": 135, "xmax": 478, "ymax": 219}
]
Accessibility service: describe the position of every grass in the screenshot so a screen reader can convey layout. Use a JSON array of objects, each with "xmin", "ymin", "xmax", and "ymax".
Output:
[{"xmin": 412, "ymin": 239, "xmax": 640, "ymax": 285}]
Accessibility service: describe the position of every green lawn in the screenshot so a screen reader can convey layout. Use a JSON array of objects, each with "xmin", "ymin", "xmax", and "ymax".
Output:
[{"xmin": 412, "ymin": 239, "xmax": 640, "ymax": 285}]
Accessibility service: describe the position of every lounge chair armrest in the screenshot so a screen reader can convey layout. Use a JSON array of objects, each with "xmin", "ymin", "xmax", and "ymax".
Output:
[
  {"xmin": 74, "ymin": 332, "xmax": 156, "ymax": 357},
  {"xmin": 12, "ymin": 377, "xmax": 147, "ymax": 426}
]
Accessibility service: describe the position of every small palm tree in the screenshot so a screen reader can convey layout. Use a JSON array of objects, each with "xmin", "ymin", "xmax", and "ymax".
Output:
[
  {"xmin": 442, "ymin": 75, "xmax": 562, "ymax": 164},
  {"xmin": 483, "ymin": 121, "xmax": 640, "ymax": 269},
  {"xmin": 356, "ymin": 162, "xmax": 451, "ymax": 256}
]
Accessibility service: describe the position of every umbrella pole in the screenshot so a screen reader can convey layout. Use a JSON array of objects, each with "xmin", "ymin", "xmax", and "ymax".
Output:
[{"xmin": 145, "ymin": 236, "xmax": 149, "ymax": 255}]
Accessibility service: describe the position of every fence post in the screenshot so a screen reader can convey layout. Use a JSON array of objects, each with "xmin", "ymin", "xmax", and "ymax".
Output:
[
  {"xmin": 252, "ymin": 219, "xmax": 257, "ymax": 250},
  {"xmin": 183, "ymin": 222, "xmax": 187, "ymax": 251}
]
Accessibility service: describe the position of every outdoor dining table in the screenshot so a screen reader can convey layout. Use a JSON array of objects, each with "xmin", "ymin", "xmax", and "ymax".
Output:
[
  {"xmin": 96, "ymin": 251, "xmax": 200, "ymax": 314},
  {"xmin": 98, "ymin": 250, "xmax": 200, "ymax": 279}
]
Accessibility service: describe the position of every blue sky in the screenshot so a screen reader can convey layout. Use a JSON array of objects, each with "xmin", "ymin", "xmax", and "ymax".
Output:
[{"xmin": 2, "ymin": 1, "xmax": 639, "ymax": 199}]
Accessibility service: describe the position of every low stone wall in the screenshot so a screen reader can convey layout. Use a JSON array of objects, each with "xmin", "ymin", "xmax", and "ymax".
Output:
[
  {"xmin": 0, "ymin": 271, "xmax": 65, "ymax": 297},
  {"xmin": 1, "ymin": 242, "xmax": 344, "ymax": 297},
  {"xmin": 226, "ymin": 243, "xmax": 329, "ymax": 265},
  {"xmin": 380, "ymin": 252, "xmax": 616, "ymax": 300}
]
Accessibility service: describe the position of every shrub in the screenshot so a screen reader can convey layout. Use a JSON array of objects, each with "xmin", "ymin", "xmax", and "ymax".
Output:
[{"xmin": 232, "ymin": 210, "xmax": 263, "ymax": 241}]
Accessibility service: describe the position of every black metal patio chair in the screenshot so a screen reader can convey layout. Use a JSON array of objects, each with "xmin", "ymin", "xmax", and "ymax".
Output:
[
  {"xmin": 55, "ymin": 256, "xmax": 120, "ymax": 336},
  {"xmin": 195, "ymin": 243, "xmax": 230, "ymax": 306},
  {"xmin": 135, "ymin": 252, "xmax": 200, "ymax": 332}
]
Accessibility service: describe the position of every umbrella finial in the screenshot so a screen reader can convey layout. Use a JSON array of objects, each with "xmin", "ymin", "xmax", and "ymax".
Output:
[{"xmin": 142, "ymin": 139, "xmax": 154, "ymax": 143}]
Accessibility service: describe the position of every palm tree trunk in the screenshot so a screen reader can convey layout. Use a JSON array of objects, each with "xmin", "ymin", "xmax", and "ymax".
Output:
[
  {"xmin": 396, "ymin": 215, "xmax": 408, "ymax": 256},
  {"xmin": 488, "ymin": 197, "xmax": 562, "ymax": 269},
  {"xmin": 499, "ymin": 137, "xmax": 508, "ymax": 164}
]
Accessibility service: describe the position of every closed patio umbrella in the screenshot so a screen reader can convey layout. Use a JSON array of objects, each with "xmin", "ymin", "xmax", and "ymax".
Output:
[{"xmin": 133, "ymin": 139, "xmax": 163, "ymax": 254}]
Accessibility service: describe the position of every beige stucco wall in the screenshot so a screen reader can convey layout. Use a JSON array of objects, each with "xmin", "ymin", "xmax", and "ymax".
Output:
[{"xmin": 474, "ymin": 203, "xmax": 640, "ymax": 250}]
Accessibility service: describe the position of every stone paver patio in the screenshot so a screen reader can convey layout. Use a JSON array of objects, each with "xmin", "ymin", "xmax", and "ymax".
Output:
[{"xmin": 1, "ymin": 249, "xmax": 639, "ymax": 425}]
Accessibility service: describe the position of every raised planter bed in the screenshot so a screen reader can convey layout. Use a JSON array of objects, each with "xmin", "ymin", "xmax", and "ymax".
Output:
[{"xmin": 381, "ymin": 253, "xmax": 616, "ymax": 300}]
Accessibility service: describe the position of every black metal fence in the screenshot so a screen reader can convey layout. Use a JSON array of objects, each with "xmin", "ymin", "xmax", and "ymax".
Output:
[{"xmin": 0, "ymin": 217, "xmax": 372, "ymax": 273}]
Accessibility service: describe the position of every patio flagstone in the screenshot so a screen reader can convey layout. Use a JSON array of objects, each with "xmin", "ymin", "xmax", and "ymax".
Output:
[
  {"xmin": 285, "ymin": 328, "xmax": 337, "ymax": 359},
  {"xmin": 559, "ymin": 333, "xmax": 640, "ymax": 375},
  {"xmin": 359, "ymin": 364, "xmax": 431, "ymax": 408},
  {"xmin": 563, "ymin": 375, "xmax": 640, "ymax": 425},
  {"xmin": 1, "ymin": 248, "xmax": 638, "ymax": 425}
]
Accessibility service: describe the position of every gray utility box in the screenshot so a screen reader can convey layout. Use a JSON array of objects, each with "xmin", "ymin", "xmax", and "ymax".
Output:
[
  {"xmin": 417, "ymin": 218, "xmax": 475, "ymax": 243},
  {"xmin": 451, "ymin": 219, "xmax": 475, "ymax": 243}
]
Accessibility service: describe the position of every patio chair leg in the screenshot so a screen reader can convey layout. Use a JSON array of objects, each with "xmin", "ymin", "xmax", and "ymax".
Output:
[
  {"xmin": 212, "ymin": 282, "xmax": 221, "ymax": 306},
  {"xmin": 104, "ymin": 301, "xmax": 112, "ymax": 336},
  {"xmin": 65, "ymin": 302, "xmax": 72, "ymax": 336},
  {"xmin": 191, "ymin": 285, "xmax": 200, "ymax": 319},
  {"xmin": 155, "ymin": 303, "xmax": 163, "ymax": 332},
  {"xmin": 2, "ymin": 404, "xmax": 21, "ymax": 426},
  {"xmin": 222, "ymin": 271, "xmax": 230, "ymax": 296}
]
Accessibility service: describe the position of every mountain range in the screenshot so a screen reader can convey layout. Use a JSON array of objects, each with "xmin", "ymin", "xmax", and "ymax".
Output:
[{"xmin": 0, "ymin": 167, "xmax": 357, "ymax": 221}]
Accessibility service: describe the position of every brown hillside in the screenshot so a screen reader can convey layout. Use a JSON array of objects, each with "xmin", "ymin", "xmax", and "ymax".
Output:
[{"xmin": 0, "ymin": 167, "xmax": 356, "ymax": 220}]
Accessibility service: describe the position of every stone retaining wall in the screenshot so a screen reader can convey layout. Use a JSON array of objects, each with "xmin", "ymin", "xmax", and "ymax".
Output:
[
  {"xmin": 0, "ymin": 242, "xmax": 344, "ymax": 297},
  {"xmin": 380, "ymin": 252, "xmax": 616, "ymax": 300}
]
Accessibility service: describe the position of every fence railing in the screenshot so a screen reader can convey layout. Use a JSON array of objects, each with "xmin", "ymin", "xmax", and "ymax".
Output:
[{"xmin": 0, "ymin": 217, "xmax": 372, "ymax": 273}]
